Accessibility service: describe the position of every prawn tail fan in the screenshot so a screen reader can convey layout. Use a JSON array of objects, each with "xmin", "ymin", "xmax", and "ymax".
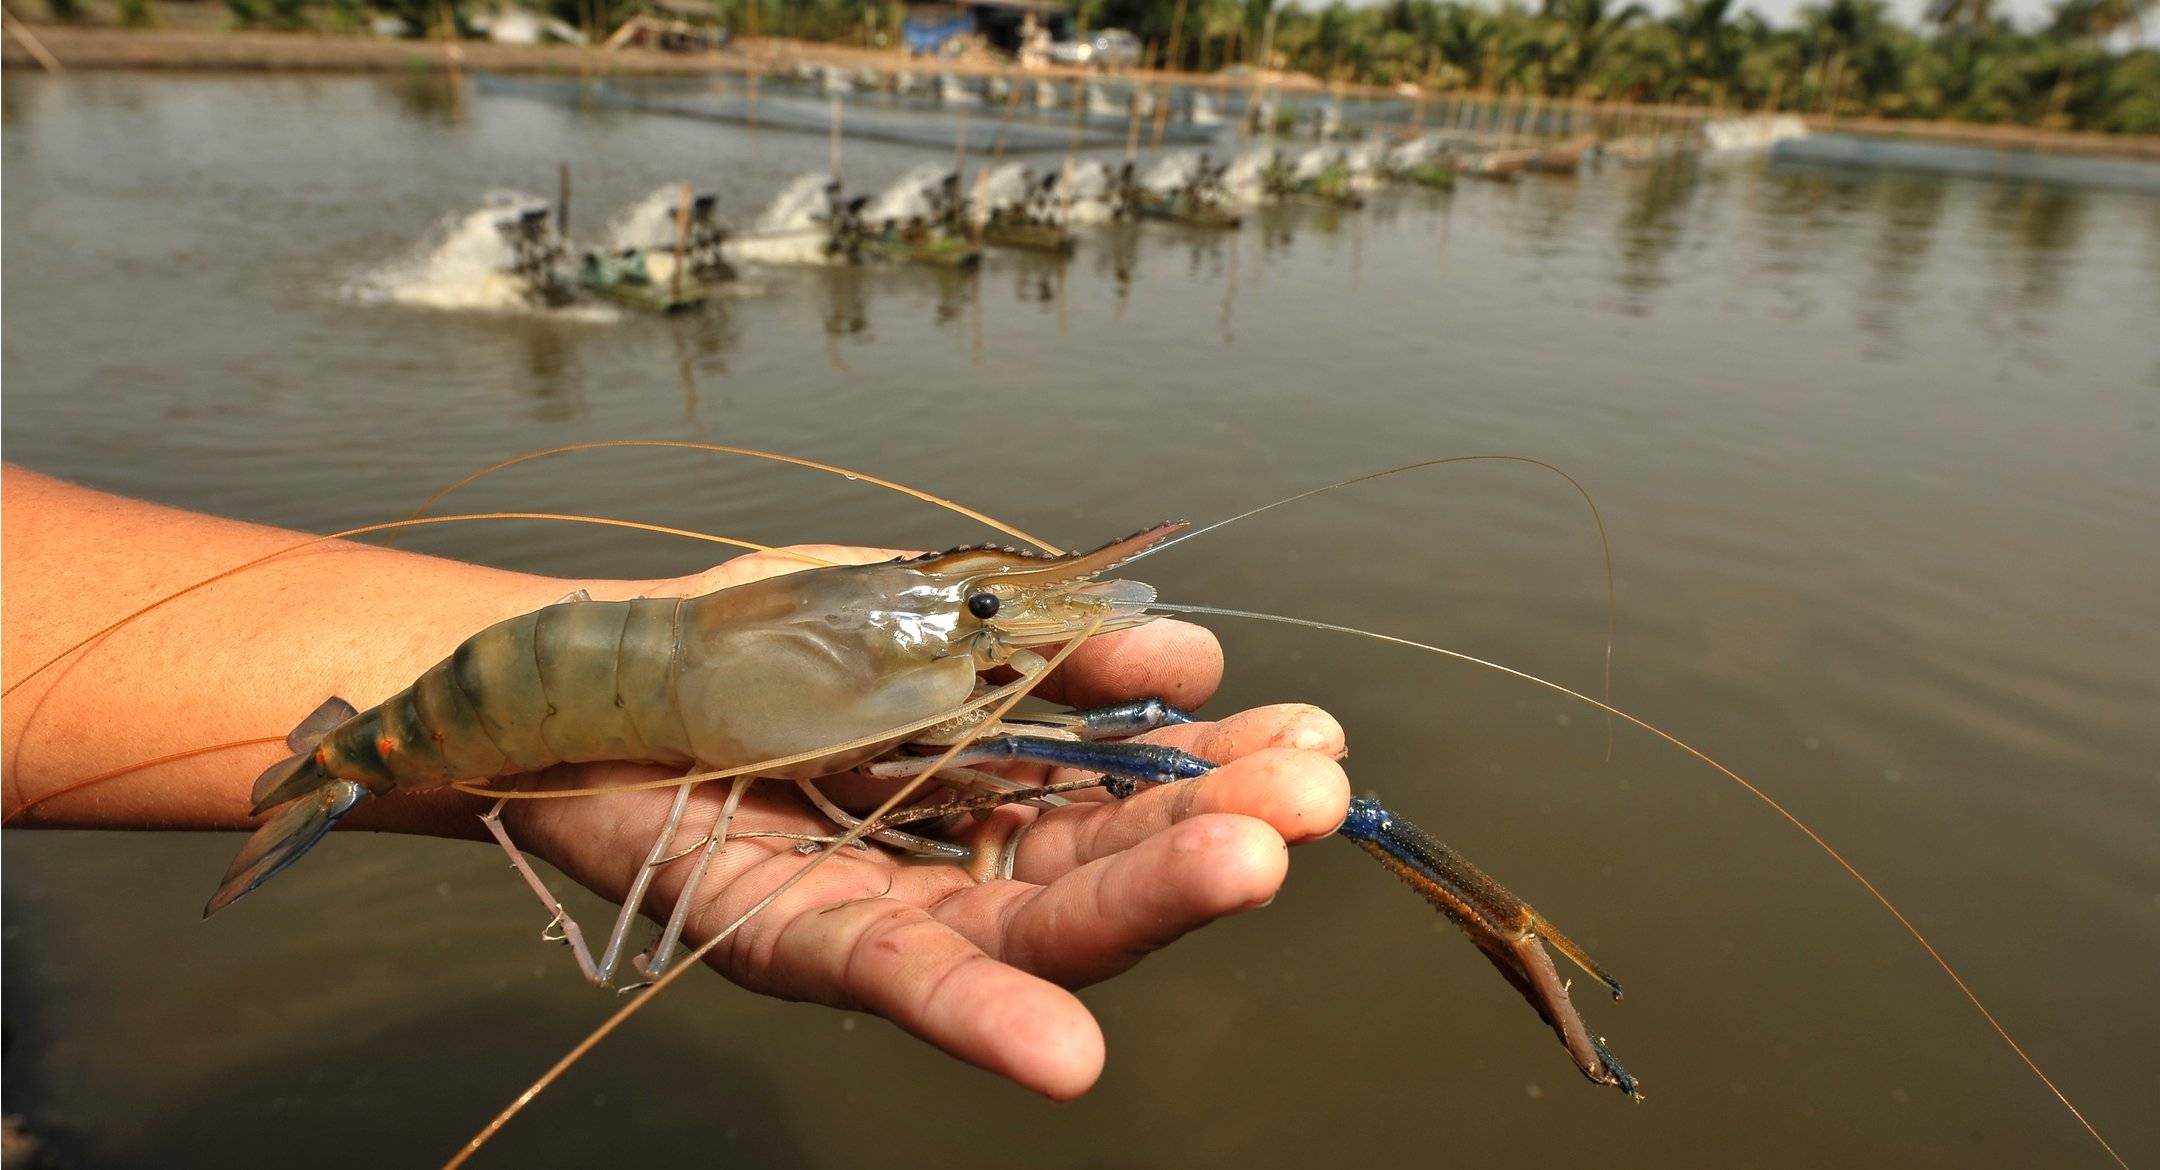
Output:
[
  {"xmin": 204, "ymin": 697, "xmax": 366, "ymax": 919},
  {"xmin": 248, "ymin": 696, "xmax": 357, "ymax": 814},
  {"xmin": 204, "ymin": 780, "xmax": 368, "ymax": 918}
]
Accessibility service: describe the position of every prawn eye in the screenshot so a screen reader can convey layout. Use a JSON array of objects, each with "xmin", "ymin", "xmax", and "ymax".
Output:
[{"xmin": 967, "ymin": 592, "xmax": 1000, "ymax": 620}]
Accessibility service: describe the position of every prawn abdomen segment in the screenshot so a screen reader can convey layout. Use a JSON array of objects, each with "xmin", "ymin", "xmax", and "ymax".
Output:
[{"xmin": 310, "ymin": 597, "xmax": 698, "ymax": 795}]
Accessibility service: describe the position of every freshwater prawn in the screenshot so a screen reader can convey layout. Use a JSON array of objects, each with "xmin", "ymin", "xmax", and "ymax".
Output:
[{"xmin": 0, "ymin": 443, "xmax": 2130, "ymax": 1170}]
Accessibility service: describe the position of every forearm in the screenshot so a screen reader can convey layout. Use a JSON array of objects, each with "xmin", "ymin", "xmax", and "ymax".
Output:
[{"xmin": 1, "ymin": 465, "xmax": 608, "ymax": 831}]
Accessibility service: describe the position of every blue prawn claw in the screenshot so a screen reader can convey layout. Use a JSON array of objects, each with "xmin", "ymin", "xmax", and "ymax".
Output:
[{"xmin": 1341, "ymin": 796, "xmax": 1639, "ymax": 1098}]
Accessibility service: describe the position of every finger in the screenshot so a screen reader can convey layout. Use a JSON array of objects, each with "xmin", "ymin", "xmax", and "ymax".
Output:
[
  {"xmin": 709, "ymin": 853, "xmax": 1105, "ymax": 1099},
  {"xmin": 1013, "ymin": 747, "xmax": 1349, "ymax": 883},
  {"xmin": 1140, "ymin": 701, "xmax": 1347, "ymax": 763},
  {"xmin": 1036, "ymin": 619, "xmax": 1222, "ymax": 710},
  {"xmin": 1023, "ymin": 699, "xmax": 1346, "ymax": 804},
  {"xmin": 508, "ymin": 774, "xmax": 850, "ymax": 902},
  {"xmin": 1006, "ymin": 713, "xmax": 1351, "ymax": 885},
  {"xmin": 937, "ymin": 812, "xmax": 1291, "ymax": 988}
]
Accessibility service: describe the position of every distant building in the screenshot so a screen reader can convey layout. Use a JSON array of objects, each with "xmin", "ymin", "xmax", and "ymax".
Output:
[{"xmin": 902, "ymin": 0, "xmax": 1072, "ymax": 57}]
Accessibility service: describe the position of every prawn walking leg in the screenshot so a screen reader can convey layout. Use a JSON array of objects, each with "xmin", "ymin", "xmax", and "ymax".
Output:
[
  {"xmin": 636, "ymin": 776, "xmax": 755, "ymax": 981},
  {"xmin": 596, "ymin": 776, "xmax": 700, "ymax": 984},
  {"xmin": 480, "ymin": 798, "xmax": 602, "ymax": 984},
  {"xmin": 480, "ymin": 774, "xmax": 701, "ymax": 987}
]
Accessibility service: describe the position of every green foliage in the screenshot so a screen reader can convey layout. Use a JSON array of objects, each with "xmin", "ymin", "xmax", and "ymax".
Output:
[
  {"xmin": 323, "ymin": 0, "xmax": 367, "ymax": 33},
  {"xmin": 42, "ymin": 0, "xmax": 85, "ymax": 23},
  {"xmin": 116, "ymin": 0, "xmax": 156, "ymax": 26},
  {"xmin": 224, "ymin": 0, "xmax": 308, "ymax": 28},
  {"xmin": 964, "ymin": 0, "xmax": 2160, "ymax": 133}
]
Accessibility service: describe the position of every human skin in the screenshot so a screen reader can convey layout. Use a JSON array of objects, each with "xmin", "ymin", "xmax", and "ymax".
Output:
[{"xmin": 1, "ymin": 464, "xmax": 1352, "ymax": 1098}]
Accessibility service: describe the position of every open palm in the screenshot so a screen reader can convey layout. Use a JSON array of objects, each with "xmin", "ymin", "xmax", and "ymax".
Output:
[{"xmin": 495, "ymin": 545, "xmax": 1352, "ymax": 1098}]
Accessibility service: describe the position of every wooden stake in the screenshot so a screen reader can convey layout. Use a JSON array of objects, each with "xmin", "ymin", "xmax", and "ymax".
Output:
[
  {"xmin": 1151, "ymin": 0, "xmax": 1187, "ymax": 148},
  {"xmin": 2, "ymin": 14, "xmax": 64, "ymax": 73},
  {"xmin": 829, "ymin": 92, "xmax": 843, "ymax": 178},
  {"xmin": 558, "ymin": 162, "xmax": 571, "ymax": 239},
  {"xmin": 671, "ymin": 181, "xmax": 691, "ymax": 301},
  {"xmin": 438, "ymin": 0, "xmax": 462, "ymax": 72},
  {"xmin": 1125, "ymin": 86, "xmax": 1141, "ymax": 160},
  {"xmin": 990, "ymin": 68, "xmax": 1022, "ymax": 159}
]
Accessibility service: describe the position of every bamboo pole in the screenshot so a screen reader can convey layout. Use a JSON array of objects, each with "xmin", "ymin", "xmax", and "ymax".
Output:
[
  {"xmin": 670, "ymin": 182, "xmax": 691, "ymax": 302},
  {"xmin": 1151, "ymin": 0, "xmax": 1187, "ymax": 148},
  {"xmin": 970, "ymin": 167, "xmax": 990, "ymax": 243},
  {"xmin": 558, "ymin": 162, "xmax": 571, "ymax": 239},
  {"xmin": 578, "ymin": 0, "xmax": 592, "ymax": 79},
  {"xmin": 989, "ymin": 68, "xmax": 1022, "ymax": 160},
  {"xmin": 437, "ymin": 0, "xmax": 462, "ymax": 73},
  {"xmin": 1125, "ymin": 85, "xmax": 1142, "ymax": 161},
  {"xmin": 3, "ymin": 13, "xmax": 64, "ymax": 74},
  {"xmin": 829, "ymin": 92, "xmax": 843, "ymax": 177}
]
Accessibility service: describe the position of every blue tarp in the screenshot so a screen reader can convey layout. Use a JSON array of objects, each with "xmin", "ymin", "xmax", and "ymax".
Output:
[{"xmin": 903, "ymin": 13, "xmax": 973, "ymax": 55}]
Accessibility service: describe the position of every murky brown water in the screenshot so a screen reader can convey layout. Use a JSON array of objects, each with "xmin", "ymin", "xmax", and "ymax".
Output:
[{"xmin": 5, "ymin": 73, "xmax": 2158, "ymax": 1170}]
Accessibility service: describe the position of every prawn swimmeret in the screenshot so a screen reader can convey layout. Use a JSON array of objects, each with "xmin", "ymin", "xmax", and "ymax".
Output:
[{"xmin": 3, "ymin": 442, "xmax": 2129, "ymax": 1170}]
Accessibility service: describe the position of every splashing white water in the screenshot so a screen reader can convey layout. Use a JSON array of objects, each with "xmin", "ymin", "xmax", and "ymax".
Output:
[
  {"xmin": 938, "ymin": 73, "xmax": 980, "ymax": 105},
  {"xmin": 1290, "ymin": 146, "xmax": 1331, "ymax": 181},
  {"xmin": 1141, "ymin": 150, "xmax": 1200, "ymax": 194},
  {"xmin": 606, "ymin": 185, "xmax": 692, "ymax": 251},
  {"xmin": 728, "ymin": 171, "xmax": 836, "ymax": 266},
  {"xmin": 1703, "ymin": 115, "xmax": 1808, "ymax": 151},
  {"xmin": 1388, "ymin": 134, "xmax": 1441, "ymax": 170},
  {"xmin": 346, "ymin": 190, "xmax": 609, "ymax": 317},
  {"xmin": 1053, "ymin": 161, "xmax": 1118, "ymax": 225},
  {"xmin": 978, "ymin": 162, "xmax": 1036, "ymax": 212},
  {"xmin": 1221, "ymin": 148, "xmax": 1272, "ymax": 205},
  {"xmin": 1084, "ymin": 82, "xmax": 1122, "ymax": 118},
  {"xmin": 1190, "ymin": 91, "xmax": 1222, "ymax": 126},
  {"xmin": 1033, "ymin": 80, "xmax": 1061, "ymax": 108},
  {"xmin": 1343, "ymin": 136, "xmax": 1388, "ymax": 189},
  {"xmin": 863, "ymin": 162, "xmax": 952, "ymax": 226}
]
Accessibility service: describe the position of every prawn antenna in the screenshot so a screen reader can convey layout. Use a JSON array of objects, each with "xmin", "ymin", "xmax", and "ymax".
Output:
[
  {"xmin": 389, "ymin": 439, "xmax": 1063, "ymax": 555},
  {"xmin": 1121, "ymin": 455, "xmax": 1618, "ymax": 751},
  {"xmin": 3, "ymin": 736, "xmax": 285, "ymax": 826},
  {"xmin": 2, "ymin": 514, "xmax": 819, "ymax": 818},
  {"xmin": 3, "ymin": 512, "xmax": 806, "ymax": 702},
  {"xmin": 11, "ymin": 444, "xmax": 1053, "ymax": 818},
  {"xmin": 1147, "ymin": 600, "xmax": 2129, "ymax": 1170}
]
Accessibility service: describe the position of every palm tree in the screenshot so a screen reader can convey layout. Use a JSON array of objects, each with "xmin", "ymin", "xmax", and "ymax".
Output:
[
  {"xmin": 1197, "ymin": 0, "xmax": 1247, "ymax": 71},
  {"xmin": 1799, "ymin": 0, "xmax": 1898, "ymax": 114},
  {"xmin": 2046, "ymin": 0, "xmax": 2152, "ymax": 39},
  {"xmin": 1667, "ymin": 0, "xmax": 1742, "ymax": 102},
  {"xmin": 1925, "ymin": 0, "xmax": 1996, "ymax": 36},
  {"xmin": 1542, "ymin": 0, "xmax": 1651, "ymax": 96}
]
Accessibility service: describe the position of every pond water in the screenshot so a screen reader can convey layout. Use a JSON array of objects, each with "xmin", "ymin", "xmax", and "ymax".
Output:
[{"xmin": 4, "ymin": 72, "xmax": 2157, "ymax": 1170}]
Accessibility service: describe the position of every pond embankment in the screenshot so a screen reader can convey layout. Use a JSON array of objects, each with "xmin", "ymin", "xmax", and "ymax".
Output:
[{"xmin": 7, "ymin": 24, "xmax": 2157, "ymax": 167}]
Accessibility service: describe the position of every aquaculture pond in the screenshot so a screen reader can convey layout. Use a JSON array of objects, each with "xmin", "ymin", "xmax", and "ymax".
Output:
[{"xmin": 4, "ymin": 72, "xmax": 2157, "ymax": 1170}]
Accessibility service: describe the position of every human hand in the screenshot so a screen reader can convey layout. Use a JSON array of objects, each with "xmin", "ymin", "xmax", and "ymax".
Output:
[{"xmin": 498, "ymin": 544, "xmax": 1352, "ymax": 1099}]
